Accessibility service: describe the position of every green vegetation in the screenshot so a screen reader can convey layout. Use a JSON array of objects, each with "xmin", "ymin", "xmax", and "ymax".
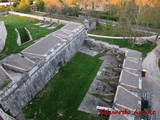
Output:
[
  {"xmin": 29, "ymin": 11, "xmax": 82, "ymax": 23},
  {"xmin": 17, "ymin": 27, "xmax": 30, "ymax": 44},
  {"xmin": 35, "ymin": 0, "xmax": 45, "ymax": 12},
  {"xmin": 15, "ymin": 0, "xmax": 31, "ymax": 13},
  {"xmin": 90, "ymin": 37, "xmax": 156, "ymax": 58},
  {"xmin": 0, "ymin": 81, "xmax": 10, "ymax": 90},
  {"xmin": 0, "ymin": 15, "xmax": 63, "ymax": 59},
  {"xmin": 24, "ymin": 52, "xmax": 103, "ymax": 120},
  {"xmin": 89, "ymin": 23, "xmax": 152, "ymax": 37},
  {"xmin": 80, "ymin": 11, "xmax": 118, "ymax": 21},
  {"xmin": 0, "ymin": 5, "xmax": 12, "ymax": 12}
]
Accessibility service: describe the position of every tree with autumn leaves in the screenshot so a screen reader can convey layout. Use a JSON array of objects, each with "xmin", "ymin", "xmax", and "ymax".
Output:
[
  {"xmin": 14, "ymin": 0, "xmax": 31, "ymax": 12},
  {"xmin": 110, "ymin": 0, "xmax": 160, "ymax": 43}
]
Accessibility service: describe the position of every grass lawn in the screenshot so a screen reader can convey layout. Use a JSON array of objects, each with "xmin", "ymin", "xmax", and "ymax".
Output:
[
  {"xmin": 90, "ymin": 37, "xmax": 156, "ymax": 58},
  {"xmin": 0, "ymin": 15, "xmax": 63, "ymax": 59},
  {"xmin": 24, "ymin": 52, "xmax": 103, "ymax": 120},
  {"xmin": 17, "ymin": 27, "xmax": 30, "ymax": 44},
  {"xmin": 89, "ymin": 24, "xmax": 152, "ymax": 37}
]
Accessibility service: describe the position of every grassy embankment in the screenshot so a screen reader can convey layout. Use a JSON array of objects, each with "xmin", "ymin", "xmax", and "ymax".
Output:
[
  {"xmin": 24, "ymin": 52, "xmax": 103, "ymax": 120},
  {"xmin": 90, "ymin": 37, "xmax": 156, "ymax": 58}
]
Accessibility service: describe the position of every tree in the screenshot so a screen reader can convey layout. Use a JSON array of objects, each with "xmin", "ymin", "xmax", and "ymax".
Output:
[
  {"xmin": 16, "ymin": 0, "xmax": 31, "ymax": 13},
  {"xmin": 35, "ymin": 0, "xmax": 45, "ymax": 11}
]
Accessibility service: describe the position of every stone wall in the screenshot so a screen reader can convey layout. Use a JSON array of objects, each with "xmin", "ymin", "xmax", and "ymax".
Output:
[
  {"xmin": 0, "ymin": 12, "xmax": 9, "ymax": 16},
  {"xmin": 0, "ymin": 21, "xmax": 7, "ymax": 51},
  {"xmin": 0, "ymin": 108, "xmax": 15, "ymax": 120},
  {"xmin": 9, "ymin": 11, "xmax": 71, "ymax": 25},
  {"xmin": 0, "ymin": 27, "xmax": 87, "ymax": 116}
]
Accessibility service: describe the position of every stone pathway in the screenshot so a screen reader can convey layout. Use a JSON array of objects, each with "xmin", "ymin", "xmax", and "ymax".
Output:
[
  {"xmin": 142, "ymin": 39, "xmax": 160, "ymax": 119},
  {"xmin": 88, "ymin": 33, "xmax": 157, "ymax": 41}
]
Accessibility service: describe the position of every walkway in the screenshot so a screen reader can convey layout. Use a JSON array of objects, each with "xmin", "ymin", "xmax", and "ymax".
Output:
[
  {"xmin": 88, "ymin": 34, "xmax": 157, "ymax": 41},
  {"xmin": 142, "ymin": 39, "xmax": 160, "ymax": 119}
]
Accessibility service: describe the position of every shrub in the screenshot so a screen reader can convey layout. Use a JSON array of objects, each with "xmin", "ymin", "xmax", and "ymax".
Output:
[
  {"xmin": 61, "ymin": 7, "xmax": 80, "ymax": 16},
  {"xmin": 0, "ymin": 5, "xmax": 12, "ymax": 12},
  {"xmin": 35, "ymin": 0, "xmax": 45, "ymax": 12},
  {"xmin": 15, "ymin": 0, "xmax": 31, "ymax": 13}
]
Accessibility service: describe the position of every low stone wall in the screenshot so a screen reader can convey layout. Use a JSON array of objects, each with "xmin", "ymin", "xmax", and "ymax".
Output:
[
  {"xmin": 15, "ymin": 27, "xmax": 33, "ymax": 46},
  {"xmin": 9, "ymin": 11, "xmax": 72, "ymax": 25},
  {"xmin": 0, "ymin": 108, "xmax": 15, "ymax": 120},
  {"xmin": 0, "ymin": 12, "xmax": 9, "ymax": 16},
  {"xmin": 15, "ymin": 28, "xmax": 21, "ymax": 46},
  {"xmin": 0, "ymin": 21, "xmax": 7, "ymax": 51},
  {"xmin": 0, "ymin": 27, "xmax": 87, "ymax": 116}
]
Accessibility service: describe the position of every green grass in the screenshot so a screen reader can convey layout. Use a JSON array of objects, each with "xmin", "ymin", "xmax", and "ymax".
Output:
[
  {"xmin": 17, "ymin": 27, "xmax": 30, "ymax": 44},
  {"xmin": 24, "ymin": 52, "xmax": 103, "ymax": 120},
  {"xmin": 0, "ymin": 81, "xmax": 10, "ymax": 90},
  {"xmin": 89, "ymin": 24, "xmax": 152, "ymax": 37},
  {"xmin": 90, "ymin": 37, "xmax": 156, "ymax": 58},
  {"xmin": 0, "ymin": 15, "xmax": 63, "ymax": 59}
]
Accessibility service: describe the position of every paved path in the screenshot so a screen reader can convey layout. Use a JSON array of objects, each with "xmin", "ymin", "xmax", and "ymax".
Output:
[
  {"xmin": 142, "ymin": 39, "xmax": 160, "ymax": 119},
  {"xmin": 88, "ymin": 34, "xmax": 157, "ymax": 40}
]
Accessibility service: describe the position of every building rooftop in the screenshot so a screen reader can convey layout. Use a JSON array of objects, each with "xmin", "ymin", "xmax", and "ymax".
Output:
[
  {"xmin": 114, "ymin": 86, "xmax": 140, "ymax": 111},
  {"xmin": 119, "ymin": 69, "xmax": 139, "ymax": 89}
]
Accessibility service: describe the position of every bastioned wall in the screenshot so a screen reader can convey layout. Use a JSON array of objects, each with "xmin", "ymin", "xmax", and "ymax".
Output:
[{"xmin": 0, "ymin": 25, "xmax": 87, "ymax": 116}]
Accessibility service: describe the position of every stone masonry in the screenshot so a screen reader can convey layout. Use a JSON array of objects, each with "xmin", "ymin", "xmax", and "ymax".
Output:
[{"xmin": 0, "ymin": 17, "xmax": 87, "ymax": 116}]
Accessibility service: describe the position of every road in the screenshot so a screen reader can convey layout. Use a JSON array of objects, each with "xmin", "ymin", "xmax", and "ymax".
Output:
[{"xmin": 142, "ymin": 39, "xmax": 160, "ymax": 119}]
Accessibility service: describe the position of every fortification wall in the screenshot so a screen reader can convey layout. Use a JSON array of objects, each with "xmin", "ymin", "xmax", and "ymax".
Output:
[{"xmin": 0, "ymin": 21, "xmax": 87, "ymax": 116}]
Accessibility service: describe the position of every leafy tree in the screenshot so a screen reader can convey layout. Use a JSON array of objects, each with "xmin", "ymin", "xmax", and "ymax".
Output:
[
  {"xmin": 35, "ymin": 0, "xmax": 45, "ymax": 12},
  {"xmin": 15, "ymin": 0, "xmax": 31, "ymax": 13}
]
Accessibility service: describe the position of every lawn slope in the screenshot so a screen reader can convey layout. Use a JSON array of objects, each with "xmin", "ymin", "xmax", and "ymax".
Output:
[{"xmin": 24, "ymin": 52, "xmax": 103, "ymax": 120}]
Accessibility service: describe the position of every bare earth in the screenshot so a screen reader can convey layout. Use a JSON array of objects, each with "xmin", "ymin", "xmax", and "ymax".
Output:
[{"xmin": 142, "ymin": 39, "xmax": 160, "ymax": 119}]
